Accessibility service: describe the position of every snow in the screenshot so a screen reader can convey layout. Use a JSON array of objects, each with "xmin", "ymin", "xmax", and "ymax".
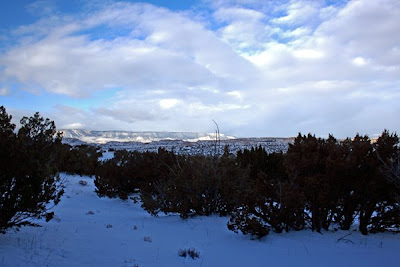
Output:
[
  {"xmin": 93, "ymin": 138, "xmax": 289, "ymax": 156},
  {"xmin": 1, "ymin": 174, "xmax": 399, "ymax": 267},
  {"xmin": 99, "ymin": 151, "xmax": 115, "ymax": 161},
  {"xmin": 61, "ymin": 129, "xmax": 291, "ymax": 156},
  {"xmin": 61, "ymin": 130, "xmax": 236, "ymax": 144}
]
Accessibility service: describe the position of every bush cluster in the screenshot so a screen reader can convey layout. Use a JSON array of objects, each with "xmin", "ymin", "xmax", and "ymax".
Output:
[
  {"xmin": 95, "ymin": 130, "xmax": 400, "ymax": 237},
  {"xmin": 0, "ymin": 107, "xmax": 64, "ymax": 233},
  {"xmin": 56, "ymin": 143, "xmax": 102, "ymax": 176},
  {"xmin": 95, "ymin": 147, "xmax": 248, "ymax": 218},
  {"xmin": 95, "ymin": 148, "xmax": 175, "ymax": 200},
  {"xmin": 2, "ymin": 105, "xmax": 399, "ymax": 238},
  {"xmin": 228, "ymin": 131, "xmax": 400, "ymax": 237}
]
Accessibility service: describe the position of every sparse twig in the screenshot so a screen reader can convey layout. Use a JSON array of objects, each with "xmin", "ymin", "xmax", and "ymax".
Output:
[
  {"xmin": 302, "ymin": 242, "xmax": 309, "ymax": 254},
  {"xmin": 212, "ymin": 119, "xmax": 221, "ymax": 156},
  {"xmin": 337, "ymin": 233, "xmax": 354, "ymax": 244}
]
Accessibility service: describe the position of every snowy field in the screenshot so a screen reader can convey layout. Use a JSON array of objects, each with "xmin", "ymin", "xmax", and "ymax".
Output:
[{"xmin": 1, "ymin": 174, "xmax": 400, "ymax": 267}]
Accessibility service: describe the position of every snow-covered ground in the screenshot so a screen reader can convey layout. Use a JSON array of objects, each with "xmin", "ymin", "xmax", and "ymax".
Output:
[
  {"xmin": 1, "ymin": 174, "xmax": 399, "ymax": 267},
  {"xmin": 61, "ymin": 130, "xmax": 235, "ymax": 144},
  {"xmin": 97, "ymin": 138, "xmax": 290, "ymax": 155},
  {"xmin": 99, "ymin": 151, "xmax": 115, "ymax": 161},
  {"xmin": 61, "ymin": 129, "xmax": 291, "ymax": 156}
]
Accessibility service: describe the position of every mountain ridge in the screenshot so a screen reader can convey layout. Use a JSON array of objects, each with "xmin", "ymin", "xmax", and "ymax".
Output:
[{"xmin": 60, "ymin": 129, "xmax": 236, "ymax": 144}]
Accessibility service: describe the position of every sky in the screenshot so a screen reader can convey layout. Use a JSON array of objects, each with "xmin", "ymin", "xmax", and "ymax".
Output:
[{"xmin": 0, "ymin": 0, "xmax": 399, "ymax": 138}]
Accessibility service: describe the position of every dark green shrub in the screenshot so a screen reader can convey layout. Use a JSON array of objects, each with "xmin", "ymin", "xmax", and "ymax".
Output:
[{"xmin": 0, "ymin": 107, "xmax": 63, "ymax": 233}]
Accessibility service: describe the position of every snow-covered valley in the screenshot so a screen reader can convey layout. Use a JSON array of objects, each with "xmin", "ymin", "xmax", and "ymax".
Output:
[
  {"xmin": 61, "ymin": 130, "xmax": 236, "ymax": 144},
  {"xmin": 1, "ymin": 174, "xmax": 399, "ymax": 267},
  {"xmin": 61, "ymin": 130, "xmax": 292, "ymax": 155}
]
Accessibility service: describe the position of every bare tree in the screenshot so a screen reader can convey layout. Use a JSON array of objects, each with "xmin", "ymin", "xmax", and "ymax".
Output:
[{"xmin": 212, "ymin": 119, "xmax": 221, "ymax": 156}]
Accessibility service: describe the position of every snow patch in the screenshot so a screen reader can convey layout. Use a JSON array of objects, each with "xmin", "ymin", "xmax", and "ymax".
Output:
[{"xmin": 0, "ymin": 174, "xmax": 399, "ymax": 266}]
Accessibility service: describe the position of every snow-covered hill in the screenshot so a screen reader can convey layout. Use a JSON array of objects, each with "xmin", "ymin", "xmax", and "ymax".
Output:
[
  {"xmin": 61, "ymin": 129, "xmax": 235, "ymax": 144},
  {"xmin": 0, "ymin": 174, "xmax": 399, "ymax": 266},
  {"xmin": 60, "ymin": 129, "xmax": 291, "ymax": 156}
]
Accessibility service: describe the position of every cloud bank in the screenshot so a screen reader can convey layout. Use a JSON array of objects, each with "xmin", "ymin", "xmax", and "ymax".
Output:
[{"xmin": 1, "ymin": 0, "xmax": 399, "ymax": 137}]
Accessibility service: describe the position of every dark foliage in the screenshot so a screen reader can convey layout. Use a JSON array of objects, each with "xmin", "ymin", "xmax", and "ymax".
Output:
[
  {"xmin": 95, "ymin": 148, "xmax": 175, "ymax": 200},
  {"xmin": 140, "ymin": 150, "xmax": 248, "ymax": 218},
  {"xmin": 228, "ymin": 131, "xmax": 400, "ymax": 237},
  {"xmin": 56, "ymin": 143, "xmax": 102, "ymax": 176},
  {"xmin": 3, "ymin": 104, "xmax": 398, "ymax": 238},
  {"xmin": 95, "ymin": 147, "xmax": 248, "ymax": 217},
  {"xmin": 229, "ymin": 148, "xmax": 306, "ymax": 236},
  {"xmin": 0, "ymin": 107, "xmax": 64, "ymax": 233},
  {"xmin": 94, "ymin": 126, "xmax": 400, "ymax": 238}
]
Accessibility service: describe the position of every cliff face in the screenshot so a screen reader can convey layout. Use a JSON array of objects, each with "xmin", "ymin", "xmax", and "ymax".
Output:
[{"xmin": 60, "ymin": 129, "xmax": 235, "ymax": 144}]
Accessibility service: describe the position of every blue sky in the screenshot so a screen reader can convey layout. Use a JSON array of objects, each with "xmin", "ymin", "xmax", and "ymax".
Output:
[{"xmin": 0, "ymin": 0, "xmax": 399, "ymax": 137}]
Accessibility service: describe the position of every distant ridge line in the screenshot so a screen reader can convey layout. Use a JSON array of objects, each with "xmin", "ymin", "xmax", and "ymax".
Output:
[{"xmin": 60, "ymin": 129, "xmax": 236, "ymax": 144}]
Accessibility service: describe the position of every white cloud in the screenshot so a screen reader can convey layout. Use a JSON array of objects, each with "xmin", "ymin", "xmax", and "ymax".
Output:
[
  {"xmin": 0, "ymin": 87, "xmax": 10, "ymax": 96},
  {"xmin": 62, "ymin": 122, "xmax": 84, "ymax": 129},
  {"xmin": 271, "ymin": 1, "xmax": 320, "ymax": 26},
  {"xmin": 2, "ymin": 3, "xmax": 258, "ymax": 98},
  {"xmin": 316, "ymin": 0, "xmax": 400, "ymax": 68},
  {"xmin": 352, "ymin": 57, "xmax": 368, "ymax": 67},
  {"xmin": 160, "ymin": 99, "xmax": 180, "ymax": 109},
  {"xmin": 293, "ymin": 49, "xmax": 324, "ymax": 59},
  {"xmin": 280, "ymin": 27, "xmax": 312, "ymax": 38},
  {"xmin": 26, "ymin": 0, "xmax": 58, "ymax": 16},
  {"xmin": 213, "ymin": 7, "xmax": 265, "ymax": 22},
  {"xmin": 227, "ymin": 90, "xmax": 242, "ymax": 99},
  {"xmin": 1, "ymin": 0, "xmax": 400, "ymax": 137}
]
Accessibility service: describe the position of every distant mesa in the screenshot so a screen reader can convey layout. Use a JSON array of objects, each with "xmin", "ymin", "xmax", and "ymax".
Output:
[{"xmin": 60, "ymin": 129, "xmax": 236, "ymax": 144}]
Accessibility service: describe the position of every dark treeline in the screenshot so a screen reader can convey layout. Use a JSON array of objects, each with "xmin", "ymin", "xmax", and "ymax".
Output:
[
  {"xmin": 1, "ymin": 106, "xmax": 400, "ymax": 238},
  {"xmin": 95, "ymin": 147, "xmax": 247, "ymax": 218},
  {"xmin": 229, "ymin": 132, "xmax": 400, "ymax": 237},
  {"xmin": 95, "ymin": 131, "xmax": 400, "ymax": 237}
]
